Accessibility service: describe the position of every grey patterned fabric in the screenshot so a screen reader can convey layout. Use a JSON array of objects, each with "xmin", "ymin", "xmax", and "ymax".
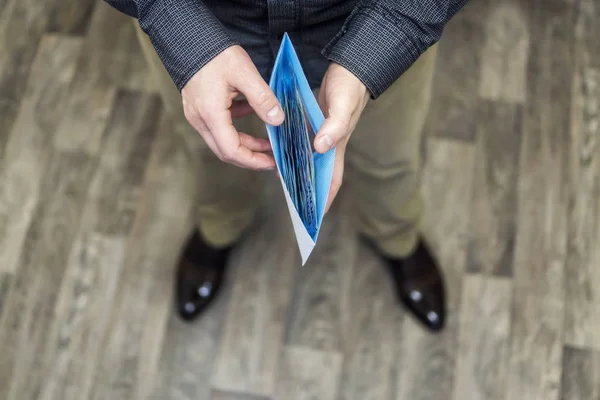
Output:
[{"xmin": 104, "ymin": 0, "xmax": 467, "ymax": 98}]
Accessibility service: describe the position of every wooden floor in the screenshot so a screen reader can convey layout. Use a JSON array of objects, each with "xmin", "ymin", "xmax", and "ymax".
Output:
[{"xmin": 1, "ymin": 0, "xmax": 599, "ymax": 399}]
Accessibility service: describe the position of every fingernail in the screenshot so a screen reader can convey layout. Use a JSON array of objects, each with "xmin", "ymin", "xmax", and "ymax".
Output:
[
  {"xmin": 267, "ymin": 105, "xmax": 282, "ymax": 120},
  {"xmin": 318, "ymin": 135, "xmax": 334, "ymax": 151}
]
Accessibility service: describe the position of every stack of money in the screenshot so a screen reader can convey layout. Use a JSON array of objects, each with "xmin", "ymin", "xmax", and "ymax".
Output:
[{"xmin": 274, "ymin": 61, "xmax": 318, "ymax": 238}]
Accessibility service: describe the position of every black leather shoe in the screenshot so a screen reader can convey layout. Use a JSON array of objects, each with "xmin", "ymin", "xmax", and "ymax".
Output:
[
  {"xmin": 175, "ymin": 229, "xmax": 232, "ymax": 321},
  {"xmin": 384, "ymin": 239, "xmax": 446, "ymax": 332}
]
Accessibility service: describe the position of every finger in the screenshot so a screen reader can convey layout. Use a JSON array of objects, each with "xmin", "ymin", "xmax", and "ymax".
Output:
[
  {"xmin": 314, "ymin": 116, "xmax": 349, "ymax": 154},
  {"xmin": 203, "ymin": 107, "xmax": 276, "ymax": 170},
  {"xmin": 314, "ymin": 90, "xmax": 357, "ymax": 153},
  {"xmin": 239, "ymin": 132, "xmax": 272, "ymax": 152},
  {"xmin": 230, "ymin": 64, "xmax": 284, "ymax": 126},
  {"xmin": 231, "ymin": 99, "xmax": 255, "ymax": 118},
  {"xmin": 324, "ymin": 145, "xmax": 346, "ymax": 214}
]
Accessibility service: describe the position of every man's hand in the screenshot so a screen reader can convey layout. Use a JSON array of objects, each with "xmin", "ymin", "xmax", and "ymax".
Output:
[
  {"xmin": 314, "ymin": 63, "xmax": 370, "ymax": 213},
  {"xmin": 181, "ymin": 45, "xmax": 284, "ymax": 170}
]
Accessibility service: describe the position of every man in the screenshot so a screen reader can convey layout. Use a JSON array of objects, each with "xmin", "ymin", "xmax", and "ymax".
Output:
[{"xmin": 105, "ymin": 0, "xmax": 467, "ymax": 332}]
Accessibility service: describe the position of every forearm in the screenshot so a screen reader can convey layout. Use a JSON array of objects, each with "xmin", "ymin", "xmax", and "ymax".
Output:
[
  {"xmin": 322, "ymin": 0, "xmax": 469, "ymax": 98},
  {"xmin": 103, "ymin": 0, "xmax": 238, "ymax": 91}
]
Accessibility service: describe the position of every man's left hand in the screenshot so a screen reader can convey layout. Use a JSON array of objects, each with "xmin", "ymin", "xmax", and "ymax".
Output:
[{"xmin": 314, "ymin": 63, "xmax": 370, "ymax": 214}]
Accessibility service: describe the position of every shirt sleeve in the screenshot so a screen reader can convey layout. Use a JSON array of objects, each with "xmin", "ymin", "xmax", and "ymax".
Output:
[
  {"xmin": 103, "ymin": 0, "xmax": 239, "ymax": 91},
  {"xmin": 321, "ymin": 0, "xmax": 469, "ymax": 99}
]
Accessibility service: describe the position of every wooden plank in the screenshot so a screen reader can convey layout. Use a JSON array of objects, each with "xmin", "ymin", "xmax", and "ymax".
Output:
[
  {"xmin": 284, "ymin": 207, "xmax": 358, "ymax": 353},
  {"xmin": 87, "ymin": 246, "xmax": 154, "ymax": 395},
  {"xmin": 0, "ymin": 0, "xmax": 70, "ymax": 154},
  {"xmin": 470, "ymin": 5, "xmax": 530, "ymax": 293},
  {"xmin": 0, "ymin": 273, "xmax": 11, "ymax": 324},
  {"xmin": 211, "ymin": 391, "xmax": 269, "ymax": 400},
  {"xmin": 505, "ymin": 1, "xmax": 574, "ymax": 399},
  {"xmin": 563, "ymin": 0, "xmax": 600, "ymax": 352},
  {"xmin": 2, "ymin": 151, "xmax": 97, "ymax": 400},
  {"xmin": 560, "ymin": 346, "xmax": 600, "ymax": 400},
  {"xmin": 80, "ymin": 2, "xmax": 156, "ymax": 93},
  {"xmin": 274, "ymin": 346, "xmax": 342, "ymax": 400},
  {"xmin": 51, "ymin": 71, "xmax": 117, "ymax": 156},
  {"xmin": 336, "ymin": 245, "xmax": 402, "ymax": 400},
  {"xmin": 427, "ymin": 0, "xmax": 489, "ymax": 142},
  {"xmin": 0, "ymin": 258, "xmax": 35, "ymax": 400},
  {"xmin": 395, "ymin": 138, "xmax": 476, "ymax": 400},
  {"xmin": 467, "ymin": 101, "xmax": 522, "ymax": 277},
  {"xmin": 46, "ymin": 0, "xmax": 96, "ymax": 35},
  {"xmin": 574, "ymin": 0, "xmax": 600, "ymax": 69},
  {"xmin": 157, "ymin": 296, "xmax": 232, "ymax": 400},
  {"xmin": 0, "ymin": 0, "xmax": 50, "ymax": 111},
  {"xmin": 77, "ymin": 109, "xmax": 180, "ymax": 400},
  {"xmin": 150, "ymin": 306, "xmax": 228, "ymax": 400},
  {"xmin": 210, "ymin": 191, "xmax": 298, "ymax": 397},
  {"xmin": 37, "ymin": 95, "xmax": 162, "ymax": 400},
  {"xmin": 87, "ymin": 89, "xmax": 161, "ymax": 236},
  {"xmin": 0, "ymin": 98, "xmax": 19, "ymax": 158},
  {"xmin": 452, "ymin": 274, "xmax": 511, "ymax": 400},
  {"xmin": 38, "ymin": 234, "xmax": 127, "ymax": 400},
  {"xmin": 53, "ymin": 1, "xmax": 164, "ymax": 155},
  {"xmin": 478, "ymin": 1, "xmax": 530, "ymax": 103},
  {"xmin": 52, "ymin": 22, "xmax": 119, "ymax": 155},
  {"xmin": 0, "ymin": 34, "xmax": 82, "ymax": 273}
]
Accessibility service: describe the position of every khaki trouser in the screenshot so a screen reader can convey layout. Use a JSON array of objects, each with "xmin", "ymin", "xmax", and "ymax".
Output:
[{"xmin": 135, "ymin": 24, "xmax": 437, "ymax": 258}]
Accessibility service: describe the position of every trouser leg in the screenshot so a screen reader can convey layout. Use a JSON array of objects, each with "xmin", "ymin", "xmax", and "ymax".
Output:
[{"xmin": 346, "ymin": 44, "xmax": 438, "ymax": 258}]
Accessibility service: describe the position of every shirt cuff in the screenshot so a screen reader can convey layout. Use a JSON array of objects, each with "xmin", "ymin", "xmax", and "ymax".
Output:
[
  {"xmin": 140, "ymin": 0, "xmax": 239, "ymax": 91},
  {"xmin": 321, "ymin": 5, "xmax": 433, "ymax": 99}
]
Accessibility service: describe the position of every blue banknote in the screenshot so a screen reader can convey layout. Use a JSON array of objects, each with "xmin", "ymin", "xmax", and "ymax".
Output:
[{"xmin": 275, "ymin": 69, "xmax": 317, "ymax": 237}]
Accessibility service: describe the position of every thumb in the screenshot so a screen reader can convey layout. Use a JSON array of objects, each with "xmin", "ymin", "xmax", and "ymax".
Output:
[
  {"xmin": 232, "ymin": 65, "xmax": 284, "ymax": 126},
  {"xmin": 314, "ymin": 116, "xmax": 349, "ymax": 154}
]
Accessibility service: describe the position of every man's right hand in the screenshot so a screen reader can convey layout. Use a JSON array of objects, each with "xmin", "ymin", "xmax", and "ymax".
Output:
[{"xmin": 181, "ymin": 45, "xmax": 284, "ymax": 170}]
